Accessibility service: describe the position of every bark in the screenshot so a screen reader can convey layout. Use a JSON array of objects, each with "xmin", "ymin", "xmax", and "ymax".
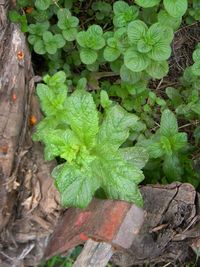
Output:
[{"xmin": 0, "ymin": 1, "xmax": 60, "ymax": 266}]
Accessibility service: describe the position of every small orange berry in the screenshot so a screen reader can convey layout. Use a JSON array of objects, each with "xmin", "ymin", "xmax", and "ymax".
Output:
[
  {"xmin": 25, "ymin": 7, "xmax": 33, "ymax": 14},
  {"xmin": 12, "ymin": 93, "xmax": 17, "ymax": 102},
  {"xmin": 30, "ymin": 115, "xmax": 37, "ymax": 126},
  {"xmin": 17, "ymin": 51, "xmax": 24, "ymax": 60}
]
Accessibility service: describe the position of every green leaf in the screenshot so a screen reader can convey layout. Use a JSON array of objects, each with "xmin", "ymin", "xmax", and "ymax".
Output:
[
  {"xmin": 127, "ymin": 20, "xmax": 147, "ymax": 44},
  {"xmin": 113, "ymin": 1, "xmax": 139, "ymax": 27},
  {"xmin": 160, "ymin": 136, "xmax": 172, "ymax": 155},
  {"xmin": 36, "ymin": 83, "xmax": 67, "ymax": 115},
  {"xmin": 147, "ymin": 22, "xmax": 174, "ymax": 43},
  {"xmin": 157, "ymin": 10, "xmax": 182, "ymax": 30},
  {"xmin": 35, "ymin": 0, "xmax": 51, "ymax": 11},
  {"xmin": 146, "ymin": 140, "xmax": 164, "ymax": 158},
  {"xmin": 124, "ymin": 48, "xmax": 150, "ymax": 72},
  {"xmin": 193, "ymin": 48, "xmax": 200, "ymax": 62},
  {"xmin": 44, "ymin": 71, "xmax": 67, "ymax": 88},
  {"xmin": 148, "ymin": 40, "xmax": 171, "ymax": 61},
  {"xmin": 191, "ymin": 61, "xmax": 200, "ymax": 76},
  {"xmin": 53, "ymin": 163, "xmax": 100, "ymax": 208},
  {"xmin": 120, "ymin": 64, "xmax": 142, "ymax": 83},
  {"xmin": 54, "ymin": 34, "xmax": 66, "ymax": 48},
  {"xmin": 160, "ymin": 109, "xmax": 178, "ymax": 137},
  {"xmin": 146, "ymin": 60, "xmax": 169, "ymax": 79},
  {"xmin": 93, "ymin": 148, "xmax": 144, "ymax": 207},
  {"xmin": 100, "ymin": 90, "xmax": 112, "ymax": 109},
  {"xmin": 163, "ymin": 155, "xmax": 182, "ymax": 181},
  {"xmin": 43, "ymin": 129, "xmax": 80, "ymax": 161},
  {"xmin": 28, "ymin": 35, "xmax": 41, "ymax": 45},
  {"xmin": 97, "ymin": 105, "xmax": 138, "ymax": 149},
  {"xmin": 165, "ymin": 87, "xmax": 182, "ymax": 107},
  {"xmin": 65, "ymin": 90, "xmax": 99, "ymax": 147},
  {"xmin": 135, "ymin": 0, "xmax": 160, "ymax": 8},
  {"xmin": 62, "ymin": 28, "xmax": 78, "ymax": 41},
  {"xmin": 80, "ymin": 48, "xmax": 98, "ymax": 65},
  {"xmin": 103, "ymin": 46, "xmax": 121, "ymax": 62},
  {"xmin": 28, "ymin": 21, "xmax": 49, "ymax": 35},
  {"xmin": 34, "ymin": 39, "xmax": 46, "ymax": 55},
  {"xmin": 163, "ymin": 0, "xmax": 188, "ymax": 18},
  {"xmin": 119, "ymin": 147, "xmax": 149, "ymax": 169},
  {"xmin": 137, "ymin": 39, "xmax": 152, "ymax": 53},
  {"xmin": 77, "ymin": 25, "xmax": 105, "ymax": 50},
  {"xmin": 170, "ymin": 132, "xmax": 187, "ymax": 151}
]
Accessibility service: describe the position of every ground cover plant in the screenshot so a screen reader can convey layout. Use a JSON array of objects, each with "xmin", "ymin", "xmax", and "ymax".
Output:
[
  {"xmin": 9, "ymin": 1, "xmax": 200, "ymax": 264},
  {"xmin": 9, "ymin": 0, "xmax": 200, "ymax": 208}
]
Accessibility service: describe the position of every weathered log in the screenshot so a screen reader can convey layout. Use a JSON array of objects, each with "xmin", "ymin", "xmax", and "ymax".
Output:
[{"xmin": 0, "ymin": 1, "xmax": 60, "ymax": 266}]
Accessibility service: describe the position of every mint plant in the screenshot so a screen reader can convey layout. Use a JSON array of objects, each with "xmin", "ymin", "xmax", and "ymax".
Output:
[
  {"xmin": 57, "ymin": 8, "xmax": 79, "ymax": 41},
  {"xmin": 139, "ymin": 109, "xmax": 188, "ymax": 182},
  {"xmin": 76, "ymin": 25, "xmax": 105, "ymax": 65},
  {"xmin": 33, "ymin": 72, "xmax": 147, "ymax": 208},
  {"xmin": 113, "ymin": 1, "xmax": 139, "ymax": 28},
  {"xmin": 11, "ymin": 0, "xmax": 200, "ymax": 210}
]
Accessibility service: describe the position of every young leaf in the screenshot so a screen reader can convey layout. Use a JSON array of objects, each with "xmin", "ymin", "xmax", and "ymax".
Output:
[
  {"xmin": 146, "ymin": 60, "xmax": 169, "ymax": 79},
  {"xmin": 127, "ymin": 20, "xmax": 148, "ymax": 44},
  {"xmin": 80, "ymin": 48, "xmax": 98, "ymax": 65},
  {"xmin": 53, "ymin": 163, "xmax": 100, "ymax": 208},
  {"xmin": 160, "ymin": 109, "xmax": 178, "ymax": 137},
  {"xmin": 65, "ymin": 90, "xmax": 99, "ymax": 147},
  {"xmin": 124, "ymin": 48, "xmax": 150, "ymax": 72},
  {"xmin": 119, "ymin": 147, "xmax": 149, "ymax": 169},
  {"xmin": 163, "ymin": 0, "xmax": 188, "ymax": 18},
  {"xmin": 35, "ymin": 0, "xmax": 51, "ymax": 11},
  {"xmin": 97, "ymin": 105, "xmax": 138, "ymax": 149},
  {"xmin": 135, "ymin": 0, "xmax": 160, "ymax": 8}
]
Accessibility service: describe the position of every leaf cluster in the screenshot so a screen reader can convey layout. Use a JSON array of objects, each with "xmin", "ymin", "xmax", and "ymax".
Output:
[{"xmin": 33, "ymin": 72, "xmax": 148, "ymax": 208}]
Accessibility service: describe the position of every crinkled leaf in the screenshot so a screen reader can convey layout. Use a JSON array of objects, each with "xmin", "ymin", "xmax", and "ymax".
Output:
[
  {"xmin": 170, "ymin": 132, "xmax": 187, "ymax": 151},
  {"xmin": 34, "ymin": 39, "xmax": 46, "ymax": 54},
  {"xmin": 135, "ymin": 0, "xmax": 160, "ymax": 8},
  {"xmin": 124, "ymin": 48, "xmax": 150, "ymax": 72},
  {"xmin": 120, "ymin": 64, "xmax": 142, "ymax": 84},
  {"xmin": 36, "ymin": 83, "xmax": 67, "ymax": 116},
  {"xmin": 35, "ymin": 0, "xmax": 51, "ymax": 10},
  {"xmin": 165, "ymin": 87, "xmax": 182, "ymax": 107},
  {"xmin": 160, "ymin": 109, "xmax": 178, "ymax": 137},
  {"xmin": 97, "ymin": 105, "xmax": 138, "ymax": 149},
  {"xmin": 191, "ymin": 61, "xmax": 200, "ymax": 76},
  {"xmin": 127, "ymin": 20, "xmax": 147, "ymax": 43},
  {"xmin": 119, "ymin": 147, "xmax": 149, "ymax": 169},
  {"xmin": 54, "ymin": 34, "xmax": 66, "ymax": 48},
  {"xmin": 148, "ymin": 40, "xmax": 171, "ymax": 61},
  {"xmin": 53, "ymin": 163, "xmax": 100, "ymax": 208},
  {"xmin": 164, "ymin": 0, "xmax": 188, "ymax": 18},
  {"xmin": 147, "ymin": 140, "xmax": 164, "ymax": 158},
  {"xmin": 160, "ymin": 136, "xmax": 172, "ymax": 155},
  {"xmin": 93, "ymin": 148, "xmax": 144, "ymax": 207},
  {"xmin": 157, "ymin": 10, "xmax": 182, "ymax": 30},
  {"xmin": 113, "ymin": 2, "xmax": 139, "ymax": 28},
  {"xmin": 28, "ymin": 21, "xmax": 49, "ymax": 35},
  {"xmin": 63, "ymin": 28, "xmax": 78, "ymax": 41},
  {"xmin": 65, "ymin": 90, "xmax": 99, "ymax": 147},
  {"xmin": 146, "ymin": 60, "xmax": 169, "ymax": 79},
  {"xmin": 193, "ymin": 48, "xmax": 200, "ymax": 62},
  {"xmin": 80, "ymin": 48, "xmax": 98, "ymax": 65},
  {"xmin": 103, "ymin": 46, "xmax": 121, "ymax": 62},
  {"xmin": 163, "ymin": 155, "xmax": 182, "ymax": 181},
  {"xmin": 43, "ymin": 129, "xmax": 80, "ymax": 161}
]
